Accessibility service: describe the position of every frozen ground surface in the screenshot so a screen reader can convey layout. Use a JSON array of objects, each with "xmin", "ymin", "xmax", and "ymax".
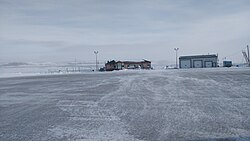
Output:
[{"xmin": 0, "ymin": 68, "xmax": 250, "ymax": 141}]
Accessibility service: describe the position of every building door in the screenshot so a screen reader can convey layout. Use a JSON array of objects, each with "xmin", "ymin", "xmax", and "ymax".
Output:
[
  {"xmin": 117, "ymin": 63, "xmax": 122, "ymax": 70},
  {"xmin": 193, "ymin": 60, "xmax": 203, "ymax": 68},
  {"xmin": 205, "ymin": 61, "xmax": 213, "ymax": 68},
  {"xmin": 180, "ymin": 60, "xmax": 191, "ymax": 68}
]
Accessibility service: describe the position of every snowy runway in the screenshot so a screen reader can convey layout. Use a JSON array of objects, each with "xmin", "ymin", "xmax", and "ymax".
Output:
[{"xmin": 0, "ymin": 68, "xmax": 250, "ymax": 141}]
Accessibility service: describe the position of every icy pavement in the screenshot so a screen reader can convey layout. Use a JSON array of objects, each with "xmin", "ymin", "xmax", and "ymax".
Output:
[{"xmin": 0, "ymin": 68, "xmax": 250, "ymax": 141}]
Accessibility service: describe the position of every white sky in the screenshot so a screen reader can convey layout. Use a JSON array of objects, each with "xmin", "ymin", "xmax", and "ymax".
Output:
[{"xmin": 0, "ymin": 0, "xmax": 250, "ymax": 64}]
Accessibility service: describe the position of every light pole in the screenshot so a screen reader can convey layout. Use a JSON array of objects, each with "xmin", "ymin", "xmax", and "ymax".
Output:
[
  {"xmin": 247, "ymin": 45, "xmax": 250, "ymax": 66},
  {"xmin": 174, "ymin": 48, "xmax": 179, "ymax": 68},
  {"xmin": 94, "ymin": 51, "xmax": 98, "ymax": 71}
]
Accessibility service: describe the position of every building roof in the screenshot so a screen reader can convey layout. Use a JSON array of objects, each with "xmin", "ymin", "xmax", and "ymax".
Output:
[
  {"xmin": 106, "ymin": 60, "xmax": 116, "ymax": 65},
  {"xmin": 179, "ymin": 54, "xmax": 218, "ymax": 60},
  {"xmin": 143, "ymin": 59, "xmax": 151, "ymax": 63}
]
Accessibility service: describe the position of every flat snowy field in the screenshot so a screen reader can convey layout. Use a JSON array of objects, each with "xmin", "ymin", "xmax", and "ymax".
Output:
[{"xmin": 0, "ymin": 68, "xmax": 250, "ymax": 141}]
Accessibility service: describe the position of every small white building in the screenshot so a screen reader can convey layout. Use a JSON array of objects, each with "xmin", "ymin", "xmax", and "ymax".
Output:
[{"xmin": 179, "ymin": 54, "xmax": 218, "ymax": 69}]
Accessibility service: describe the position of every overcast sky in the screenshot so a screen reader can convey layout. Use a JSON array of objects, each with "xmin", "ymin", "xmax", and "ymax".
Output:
[{"xmin": 0, "ymin": 0, "xmax": 250, "ymax": 64}]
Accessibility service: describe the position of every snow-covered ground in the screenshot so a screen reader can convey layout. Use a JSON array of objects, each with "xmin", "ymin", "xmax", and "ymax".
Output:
[
  {"xmin": 0, "ymin": 62, "xmax": 97, "ymax": 78},
  {"xmin": 0, "ymin": 68, "xmax": 250, "ymax": 141}
]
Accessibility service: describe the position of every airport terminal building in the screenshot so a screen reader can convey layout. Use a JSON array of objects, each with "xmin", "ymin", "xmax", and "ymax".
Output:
[{"xmin": 179, "ymin": 54, "xmax": 218, "ymax": 68}]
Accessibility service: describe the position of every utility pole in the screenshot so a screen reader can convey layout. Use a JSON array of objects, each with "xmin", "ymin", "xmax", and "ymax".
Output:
[
  {"xmin": 94, "ymin": 51, "xmax": 99, "ymax": 71},
  {"xmin": 75, "ymin": 58, "xmax": 77, "ymax": 72},
  {"xmin": 242, "ymin": 45, "xmax": 250, "ymax": 67},
  {"xmin": 174, "ymin": 48, "xmax": 179, "ymax": 68},
  {"xmin": 247, "ymin": 45, "xmax": 250, "ymax": 67}
]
